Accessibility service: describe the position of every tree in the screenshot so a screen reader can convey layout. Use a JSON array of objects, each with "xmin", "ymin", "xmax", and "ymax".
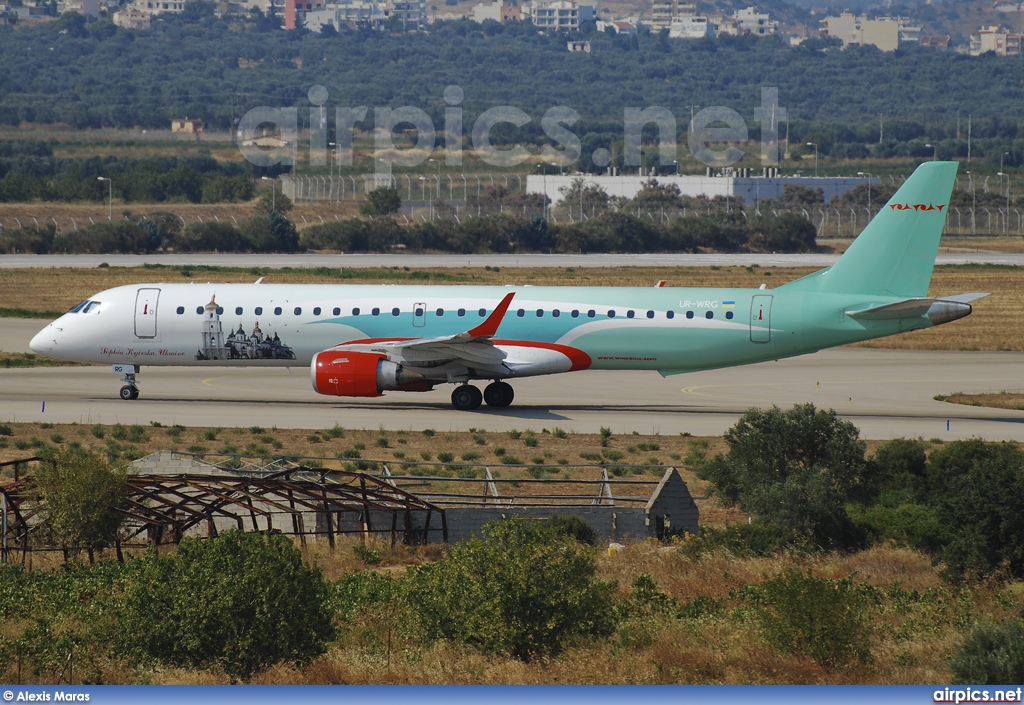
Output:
[
  {"xmin": 119, "ymin": 532, "xmax": 334, "ymax": 680},
  {"xmin": 695, "ymin": 404, "xmax": 872, "ymax": 550},
  {"xmin": 360, "ymin": 186, "xmax": 401, "ymax": 216},
  {"xmin": 34, "ymin": 448, "xmax": 127, "ymax": 560},
  {"xmin": 407, "ymin": 517, "xmax": 618, "ymax": 660},
  {"xmin": 950, "ymin": 621, "xmax": 1024, "ymax": 684}
]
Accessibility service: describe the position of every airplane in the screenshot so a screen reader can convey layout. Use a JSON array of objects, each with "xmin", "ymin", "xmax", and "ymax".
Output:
[{"xmin": 29, "ymin": 161, "xmax": 985, "ymax": 411}]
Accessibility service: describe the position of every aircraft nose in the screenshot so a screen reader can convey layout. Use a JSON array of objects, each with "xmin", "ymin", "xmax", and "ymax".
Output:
[{"xmin": 29, "ymin": 325, "xmax": 55, "ymax": 353}]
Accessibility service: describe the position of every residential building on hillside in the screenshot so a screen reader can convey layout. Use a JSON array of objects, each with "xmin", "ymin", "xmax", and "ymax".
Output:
[
  {"xmin": 820, "ymin": 13, "xmax": 922, "ymax": 52},
  {"xmin": 284, "ymin": 0, "xmax": 324, "ymax": 28},
  {"xmin": 389, "ymin": 0, "xmax": 425, "ymax": 30},
  {"xmin": 113, "ymin": 8, "xmax": 151, "ymax": 27},
  {"xmin": 970, "ymin": 25, "xmax": 1022, "ymax": 56},
  {"xmin": 734, "ymin": 6, "xmax": 775, "ymax": 36},
  {"xmin": 668, "ymin": 13, "xmax": 709, "ymax": 38},
  {"xmin": 649, "ymin": 0, "xmax": 694, "ymax": 32},
  {"xmin": 59, "ymin": 0, "xmax": 99, "ymax": 17},
  {"xmin": 472, "ymin": 1, "xmax": 520, "ymax": 23},
  {"xmin": 529, "ymin": 0, "xmax": 593, "ymax": 32},
  {"xmin": 596, "ymin": 18, "xmax": 636, "ymax": 35},
  {"xmin": 305, "ymin": 0, "xmax": 384, "ymax": 28}
]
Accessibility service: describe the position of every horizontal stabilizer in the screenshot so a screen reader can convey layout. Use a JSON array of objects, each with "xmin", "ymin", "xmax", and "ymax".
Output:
[
  {"xmin": 847, "ymin": 293, "xmax": 988, "ymax": 324},
  {"xmin": 846, "ymin": 298, "xmax": 934, "ymax": 320}
]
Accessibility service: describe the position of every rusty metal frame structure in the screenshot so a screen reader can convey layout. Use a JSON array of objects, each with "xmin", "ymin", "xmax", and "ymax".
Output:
[
  {"xmin": 120, "ymin": 466, "xmax": 447, "ymax": 547},
  {"xmin": 1, "ymin": 461, "xmax": 447, "ymax": 563}
]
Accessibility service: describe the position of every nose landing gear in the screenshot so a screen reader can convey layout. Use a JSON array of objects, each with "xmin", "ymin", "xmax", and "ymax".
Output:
[{"xmin": 114, "ymin": 364, "xmax": 140, "ymax": 400}]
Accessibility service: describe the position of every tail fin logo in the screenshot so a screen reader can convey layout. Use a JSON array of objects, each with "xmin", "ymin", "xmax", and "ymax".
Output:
[{"xmin": 889, "ymin": 203, "xmax": 947, "ymax": 212}]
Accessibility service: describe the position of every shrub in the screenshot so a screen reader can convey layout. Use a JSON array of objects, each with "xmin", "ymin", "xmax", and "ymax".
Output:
[
  {"xmin": 696, "ymin": 404, "xmax": 871, "ymax": 550},
  {"xmin": 950, "ymin": 621, "xmax": 1024, "ymax": 684},
  {"xmin": 744, "ymin": 569, "xmax": 871, "ymax": 669},
  {"xmin": 545, "ymin": 514, "xmax": 597, "ymax": 545},
  {"xmin": 34, "ymin": 447, "xmax": 127, "ymax": 555},
  {"xmin": 407, "ymin": 517, "xmax": 618, "ymax": 660},
  {"xmin": 119, "ymin": 532, "xmax": 334, "ymax": 680}
]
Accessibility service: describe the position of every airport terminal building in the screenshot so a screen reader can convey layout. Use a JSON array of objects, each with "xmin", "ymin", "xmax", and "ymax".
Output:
[{"xmin": 527, "ymin": 171, "xmax": 876, "ymax": 207}]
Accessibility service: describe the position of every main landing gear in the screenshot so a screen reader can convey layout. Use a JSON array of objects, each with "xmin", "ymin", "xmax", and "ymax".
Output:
[
  {"xmin": 114, "ymin": 364, "xmax": 140, "ymax": 400},
  {"xmin": 450, "ymin": 381, "xmax": 515, "ymax": 411}
]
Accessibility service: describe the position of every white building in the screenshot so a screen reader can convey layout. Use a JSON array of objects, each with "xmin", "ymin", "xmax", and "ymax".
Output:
[
  {"xmin": 596, "ymin": 19, "xmax": 636, "ymax": 35},
  {"xmin": 649, "ymin": 0, "xmax": 694, "ymax": 32},
  {"xmin": 388, "ymin": 0, "xmax": 425, "ymax": 29},
  {"xmin": 113, "ymin": 8, "xmax": 151, "ymax": 28},
  {"xmin": 304, "ymin": 0, "xmax": 385, "ymax": 29},
  {"xmin": 472, "ymin": 1, "xmax": 519, "ymax": 23},
  {"xmin": 734, "ymin": 6, "xmax": 776, "ymax": 36},
  {"xmin": 528, "ymin": 173, "xmax": 876, "ymax": 208},
  {"xmin": 529, "ymin": 0, "xmax": 593, "ymax": 32},
  {"xmin": 59, "ymin": 0, "xmax": 99, "ymax": 17},
  {"xmin": 668, "ymin": 13, "xmax": 709, "ymax": 38},
  {"xmin": 970, "ymin": 25, "xmax": 1022, "ymax": 56}
]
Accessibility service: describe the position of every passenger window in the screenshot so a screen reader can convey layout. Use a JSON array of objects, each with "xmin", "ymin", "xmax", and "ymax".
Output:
[
  {"xmin": 552, "ymin": 309, "xmax": 560, "ymax": 317},
  {"xmin": 571, "ymin": 310, "xmax": 579, "ymax": 318},
  {"xmin": 587, "ymin": 310, "xmax": 596, "ymax": 318},
  {"xmin": 517, "ymin": 309, "xmax": 525, "ymax": 317},
  {"xmin": 255, "ymin": 306, "xmax": 263, "ymax": 316},
  {"xmin": 274, "ymin": 307, "xmax": 282, "ymax": 315},
  {"xmin": 646, "ymin": 310, "xmax": 655, "ymax": 319},
  {"xmin": 235, "ymin": 307, "xmax": 243, "ymax": 316},
  {"xmin": 294, "ymin": 307, "xmax": 302, "ymax": 315},
  {"xmin": 706, "ymin": 311, "xmax": 714, "ymax": 319},
  {"xmin": 372, "ymin": 308, "xmax": 380, "ymax": 316},
  {"xmin": 726, "ymin": 311, "xmax": 734, "ymax": 320},
  {"xmin": 686, "ymin": 311, "xmax": 694, "ymax": 319},
  {"xmin": 333, "ymin": 307, "xmax": 341, "ymax": 316},
  {"xmin": 608, "ymin": 310, "xmax": 616, "ymax": 318},
  {"xmin": 313, "ymin": 307, "xmax": 321, "ymax": 316},
  {"xmin": 352, "ymin": 308, "xmax": 360, "ymax": 316},
  {"xmin": 196, "ymin": 306, "xmax": 203, "ymax": 315},
  {"xmin": 392, "ymin": 307, "xmax": 400, "ymax": 316},
  {"xmin": 458, "ymin": 309, "xmax": 466, "ymax": 317},
  {"xmin": 666, "ymin": 310, "xmax": 675, "ymax": 319},
  {"xmin": 176, "ymin": 306, "xmax": 185, "ymax": 315},
  {"xmin": 478, "ymin": 308, "xmax": 486, "ymax": 317},
  {"xmin": 216, "ymin": 307, "xmax": 223, "ymax": 315},
  {"xmin": 536, "ymin": 309, "xmax": 544, "ymax": 317},
  {"xmin": 626, "ymin": 310, "xmax": 635, "ymax": 319},
  {"xmin": 436, "ymin": 308, "xmax": 444, "ymax": 317},
  {"xmin": 415, "ymin": 307, "xmax": 424, "ymax": 316}
]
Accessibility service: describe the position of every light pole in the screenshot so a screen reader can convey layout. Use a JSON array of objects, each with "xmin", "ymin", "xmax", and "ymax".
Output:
[
  {"xmin": 857, "ymin": 171, "xmax": 873, "ymax": 216},
  {"xmin": 428, "ymin": 158, "xmax": 440, "ymax": 199},
  {"xmin": 1001, "ymin": 152, "xmax": 1011, "ymax": 233},
  {"xmin": 261, "ymin": 176, "xmax": 276, "ymax": 211},
  {"xmin": 805, "ymin": 142, "xmax": 818, "ymax": 177},
  {"xmin": 97, "ymin": 176, "xmax": 112, "ymax": 221},
  {"xmin": 925, "ymin": 143, "xmax": 937, "ymax": 161}
]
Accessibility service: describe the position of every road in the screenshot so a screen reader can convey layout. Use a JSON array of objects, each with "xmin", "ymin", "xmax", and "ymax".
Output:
[{"xmin": 2, "ymin": 252, "xmax": 1024, "ymax": 269}]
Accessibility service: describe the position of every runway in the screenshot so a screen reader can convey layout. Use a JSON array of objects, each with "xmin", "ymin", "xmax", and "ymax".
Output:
[{"xmin": 2, "ymin": 341, "xmax": 1023, "ymax": 439}]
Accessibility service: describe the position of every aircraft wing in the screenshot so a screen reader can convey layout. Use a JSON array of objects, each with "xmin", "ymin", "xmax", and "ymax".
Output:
[{"xmin": 327, "ymin": 292, "xmax": 516, "ymax": 374}]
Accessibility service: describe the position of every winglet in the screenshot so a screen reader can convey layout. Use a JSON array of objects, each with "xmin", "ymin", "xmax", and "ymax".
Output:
[{"xmin": 467, "ymin": 292, "xmax": 515, "ymax": 338}]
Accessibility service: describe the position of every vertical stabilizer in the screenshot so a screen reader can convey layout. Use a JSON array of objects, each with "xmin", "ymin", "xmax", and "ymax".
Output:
[{"xmin": 781, "ymin": 161, "xmax": 958, "ymax": 297}]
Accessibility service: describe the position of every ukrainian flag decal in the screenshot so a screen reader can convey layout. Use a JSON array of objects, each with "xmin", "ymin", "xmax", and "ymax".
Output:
[{"xmin": 722, "ymin": 301, "xmax": 736, "ymax": 309}]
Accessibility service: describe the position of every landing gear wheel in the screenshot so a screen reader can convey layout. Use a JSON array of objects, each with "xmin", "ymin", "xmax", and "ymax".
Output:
[
  {"xmin": 119, "ymin": 385, "xmax": 139, "ymax": 401},
  {"xmin": 484, "ymin": 381, "xmax": 514, "ymax": 408},
  {"xmin": 451, "ymin": 385, "xmax": 483, "ymax": 411}
]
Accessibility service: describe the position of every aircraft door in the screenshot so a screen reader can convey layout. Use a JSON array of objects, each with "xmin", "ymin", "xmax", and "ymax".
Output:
[
  {"xmin": 750, "ymin": 295, "xmax": 772, "ymax": 344},
  {"xmin": 134, "ymin": 288, "xmax": 160, "ymax": 339},
  {"xmin": 413, "ymin": 302, "xmax": 426, "ymax": 328}
]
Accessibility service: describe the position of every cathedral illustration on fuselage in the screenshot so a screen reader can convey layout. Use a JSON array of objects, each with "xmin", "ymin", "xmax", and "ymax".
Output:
[{"xmin": 195, "ymin": 296, "xmax": 296, "ymax": 361}]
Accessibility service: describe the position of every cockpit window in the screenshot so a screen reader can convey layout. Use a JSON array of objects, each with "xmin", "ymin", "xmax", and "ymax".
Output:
[
  {"xmin": 69, "ymin": 300, "xmax": 90, "ymax": 313},
  {"xmin": 82, "ymin": 301, "xmax": 102, "ymax": 314}
]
